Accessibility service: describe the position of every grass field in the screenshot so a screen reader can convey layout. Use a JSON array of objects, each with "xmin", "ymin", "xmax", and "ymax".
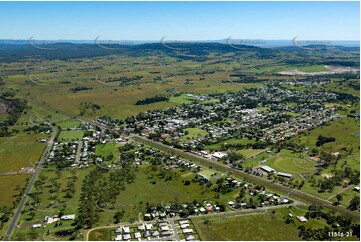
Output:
[
  {"xmin": 96, "ymin": 165, "xmax": 238, "ymax": 226},
  {"xmin": 193, "ymin": 208, "xmax": 301, "ymax": 241},
  {"xmin": 238, "ymin": 149, "xmax": 265, "ymax": 159},
  {"xmin": 292, "ymin": 117, "xmax": 359, "ymax": 156},
  {"xmin": 95, "ymin": 142, "xmax": 119, "ymax": 160},
  {"xmin": 0, "ymin": 174, "xmax": 30, "ymax": 207},
  {"xmin": 197, "ymin": 169, "xmax": 221, "ymax": 180},
  {"xmin": 0, "ymin": 129, "xmax": 49, "ymax": 172},
  {"xmin": 264, "ymin": 150, "xmax": 316, "ymax": 175},
  {"xmin": 182, "ymin": 128, "xmax": 208, "ymax": 140},
  {"xmin": 169, "ymin": 94, "xmax": 194, "ymax": 105},
  {"xmin": 57, "ymin": 119, "xmax": 82, "ymax": 129},
  {"xmin": 57, "ymin": 130, "xmax": 84, "ymax": 141},
  {"xmin": 244, "ymin": 64, "xmax": 328, "ymax": 74},
  {"xmin": 4, "ymin": 54, "xmax": 261, "ymax": 120},
  {"xmin": 192, "ymin": 206, "xmax": 341, "ymax": 241},
  {"xmin": 11, "ymin": 168, "xmax": 89, "ymax": 241},
  {"xmin": 88, "ymin": 228, "xmax": 112, "ymax": 241}
]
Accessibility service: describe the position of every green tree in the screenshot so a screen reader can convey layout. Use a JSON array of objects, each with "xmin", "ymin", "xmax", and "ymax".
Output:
[
  {"xmin": 335, "ymin": 194, "xmax": 343, "ymax": 204},
  {"xmin": 347, "ymin": 196, "xmax": 360, "ymax": 211}
]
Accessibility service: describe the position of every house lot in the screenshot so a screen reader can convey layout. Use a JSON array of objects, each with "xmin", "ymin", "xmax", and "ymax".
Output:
[
  {"xmin": 113, "ymin": 221, "xmax": 174, "ymax": 241},
  {"xmin": 174, "ymin": 219, "xmax": 200, "ymax": 241}
]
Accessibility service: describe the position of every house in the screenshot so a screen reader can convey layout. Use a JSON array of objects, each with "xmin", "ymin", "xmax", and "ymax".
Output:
[
  {"xmin": 115, "ymin": 227, "xmax": 122, "ymax": 234},
  {"xmin": 138, "ymin": 225, "xmax": 145, "ymax": 231},
  {"xmin": 180, "ymin": 224, "xmax": 190, "ymax": 229},
  {"xmin": 179, "ymin": 220, "xmax": 189, "ymax": 225},
  {"xmin": 260, "ymin": 166, "xmax": 275, "ymax": 173},
  {"xmin": 32, "ymin": 224, "xmax": 41, "ymax": 229},
  {"xmin": 143, "ymin": 231, "xmax": 150, "ymax": 238},
  {"xmin": 145, "ymin": 223, "xmax": 153, "ymax": 230},
  {"xmin": 239, "ymin": 203, "xmax": 247, "ymax": 208},
  {"xmin": 205, "ymin": 204, "xmax": 213, "ymax": 212},
  {"xmin": 212, "ymin": 152, "xmax": 228, "ymax": 159},
  {"xmin": 115, "ymin": 235, "xmax": 122, "ymax": 241},
  {"xmin": 45, "ymin": 216, "xmax": 60, "ymax": 224},
  {"xmin": 123, "ymin": 226, "xmax": 130, "ymax": 234},
  {"xmin": 354, "ymin": 187, "xmax": 360, "ymax": 192},
  {"xmin": 297, "ymin": 216, "xmax": 308, "ymax": 222},
  {"xmin": 60, "ymin": 214, "xmax": 75, "ymax": 220},
  {"xmin": 158, "ymin": 222, "xmax": 168, "ymax": 227},
  {"xmin": 160, "ymin": 226, "xmax": 169, "ymax": 231},
  {"xmin": 152, "ymin": 231, "xmax": 160, "ymax": 237},
  {"xmin": 134, "ymin": 232, "xmax": 141, "ymax": 239},
  {"xmin": 123, "ymin": 234, "xmax": 131, "ymax": 240},
  {"xmin": 186, "ymin": 235, "xmax": 195, "ymax": 241},
  {"xmin": 183, "ymin": 229, "xmax": 194, "ymax": 234},
  {"xmin": 161, "ymin": 231, "xmax": 171, "ymax": 236},
  {"xmin": 277, "ymin": 172, "xmax": 293, "ymax": 179}
]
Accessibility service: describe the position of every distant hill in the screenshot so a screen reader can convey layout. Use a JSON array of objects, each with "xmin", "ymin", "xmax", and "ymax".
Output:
[
  {"xmin": 0, "ymin": 42, "xmax": 358, "ymax": 66},
  {"xmin": 0, "ymin": 39, "xmax": 359, "ymax": 47}
]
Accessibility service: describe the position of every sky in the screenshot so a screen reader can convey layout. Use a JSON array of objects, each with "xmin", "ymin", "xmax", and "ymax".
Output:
[{"xmin": 0, "ymin": 1, "xmax": 359, "ymax": 41}]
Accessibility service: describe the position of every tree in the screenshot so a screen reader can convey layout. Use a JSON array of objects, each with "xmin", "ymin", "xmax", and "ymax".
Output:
[
  {"xmin": 347, "ymin": 196, "xmax": 360, "ymax": 211},
  {"xmin": 335, "ymin": 194, "xmax": 343, "ymax": 205},
  {"xmin": 114, "ymin": 211, "xmax": 124, "ymax": 223},
  {"xmin": 55, "ymin": 169, "xmax": 61, "ymax": 179}
]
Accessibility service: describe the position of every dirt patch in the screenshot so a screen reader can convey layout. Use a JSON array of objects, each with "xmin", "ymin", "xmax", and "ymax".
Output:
[
  {"xmin": 278, "ymin": 65, "xmax": 360, "ymax": 76},
  {"xmin": 94, "ymin": 231, "xmax": 103, "ymax": 239},
  {"xmin": 308, "ymin": 156, "xmax": 320, "ymax": 162},
  {"xmin": 0, "ymin": 102, "xmax": 7, "ymax": 114},
  {"xmin": 321, "ymin": 173, "xmax": 334, "ymax": 179},
  {"xmin": 19, "ymin": 167, "xmax": 35, "ymax": 174}
]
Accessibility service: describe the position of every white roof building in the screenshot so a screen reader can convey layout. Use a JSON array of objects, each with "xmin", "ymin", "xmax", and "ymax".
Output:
[
  {"xmin": 145, "ymin": 223, "xmax": 153, "ymax": 230},
  {"xmin": 123, "ymin": 234, "xmax": 131, "ymax": 240},
  {"xmin": 277, "ymin": 172, "xmax": 293, "ymax": 178},
  {"xmin": 297, "ymin": 216, "xmax": 308, "ymax": 222},
  {"xmin": 260, "ymin": 166, "xmax": 275, "ymax": 173},
  {"xmin": 60, "ymin": 214, "xmax": 76, "ymax": 220},
  {"xmin": 183, "ymin": 229, "xmax": 194, "ymax": 234},
  {"xmin": 212, "ymin": 152, "xmax": 228, "ymax": 159},
  {"xmin": 32, "ymin": 224, "xmax": 41, "ymax": 229},
  {"xmin": 123, "ymin": 226, "xmax": 130, "ymax": 234},
  {"xmin": 179, "ymin": 220, "xmax": 189, "ymax": 225},
  {"xmin": 134, "ymin": 232, "xmax": 141, "ymax": 239}
]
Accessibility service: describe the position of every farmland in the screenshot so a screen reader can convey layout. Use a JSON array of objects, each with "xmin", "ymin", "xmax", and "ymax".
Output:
[
  {"xmin": 0, "ymin": 175, "xmax": 30, "ymax": 207},
  {"xmin": 58, "ymin": 130, "xmax": 85, "ymax": 141},
  {"xmin": 0, "ymin": 40, "xmax": 359, "ymax": 241},
  {"xmin": 193, "ymin": 208, "xmax": 301, "ymax": 241},
  {"xmin": 0, "ymin": 128, "xmax": 49, "ymax": 172}
]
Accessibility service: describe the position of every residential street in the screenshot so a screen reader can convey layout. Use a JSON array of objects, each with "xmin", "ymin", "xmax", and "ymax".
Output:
[{"xmin": 131, "ymin": 135, "xmax": 359, "ymax": 219}]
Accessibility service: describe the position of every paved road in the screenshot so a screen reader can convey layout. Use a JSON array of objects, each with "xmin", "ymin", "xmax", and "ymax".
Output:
[
  {"xmin": 3, "ymin": 126, "xmax": 58, "ymax": 241},
  {"xmin": 131, "ymin": 135, "xmax": 359, "ymax": 220},
  {"xmin": 169, "ymin": 220, "xmax": 180, "ymax": 241},
  {"xmin": 75, "ymin": 141, "xmax": 83, "ymax": 163}
]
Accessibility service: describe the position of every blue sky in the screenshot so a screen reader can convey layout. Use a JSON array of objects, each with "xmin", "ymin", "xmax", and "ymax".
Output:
[{"xmin": 0, "ymin": 1, "xmax": 359, "ymax": 40}]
